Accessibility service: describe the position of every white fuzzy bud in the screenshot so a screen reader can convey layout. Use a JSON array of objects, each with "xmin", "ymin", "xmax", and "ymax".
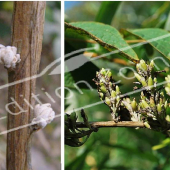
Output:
[
  {"xmin": 0, "ymin": 44, "xmax": 21, "ymax": 69},
  {"xmin": 32, "ymin": 103, "xmax": 55, "ymax": 129}
]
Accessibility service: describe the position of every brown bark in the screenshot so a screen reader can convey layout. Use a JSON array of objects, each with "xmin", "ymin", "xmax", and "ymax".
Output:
[{"xmin": 7, "ymin": 2, "xmax": 46, "ymax": 170}]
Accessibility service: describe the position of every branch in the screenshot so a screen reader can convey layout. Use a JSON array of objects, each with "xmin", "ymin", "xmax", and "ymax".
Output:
[{"xmin": 76, "ymin": 121, "xmax": 145, "ymax": 128}]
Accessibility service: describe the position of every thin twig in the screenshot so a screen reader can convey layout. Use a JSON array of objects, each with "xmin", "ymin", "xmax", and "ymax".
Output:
[{"xmin": 76, "ymin": 121, "xmax": 145, "ymax": 128}]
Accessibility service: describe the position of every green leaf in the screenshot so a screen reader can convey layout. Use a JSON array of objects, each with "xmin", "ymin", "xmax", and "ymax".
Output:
[
  {"xmin": 95, "ymin": 1, "xmax": 121, "ymax": 25},
  {"xmin": 65, "ymin": 22, "xmax": 139, "ymax": 63},
  {"xmin": 125, "ymin": 28, "xmax": 170, "ymax": 60}
]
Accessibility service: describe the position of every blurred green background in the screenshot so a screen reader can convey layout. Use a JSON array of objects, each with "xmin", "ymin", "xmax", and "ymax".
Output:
[
  {"xmin": 0, "ymin": 2, "xmax": 61, "ymax": 170},
  {"xmin": 65, "ymin": 1, "xmax": 170, "ymax": 170}
]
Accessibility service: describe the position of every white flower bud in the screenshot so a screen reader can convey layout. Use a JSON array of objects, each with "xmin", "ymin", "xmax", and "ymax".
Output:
[
  {"xmin": 32, "ymin": 103, "xmax": 55, "ymax": 129},
  {"xmin": 0, "ymin": 44, "xmax": 5, "ymax": 48},
  {"xmin": 0, "ymin": 44, "xmax": 21, "ymax": 69}
]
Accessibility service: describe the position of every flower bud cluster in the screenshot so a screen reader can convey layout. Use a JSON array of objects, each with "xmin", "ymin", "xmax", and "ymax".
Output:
[
  {"xmin": 135, "ymin": 60, "xmax": 155, "ymax": 90},
  {"xmin": 0, "ymin": 44, "xmax": 21, "ymax": 69},
  {"xmin": 94, "ymin": 68, "xmax": 121, "ymax": 120},
  {"xmin": 95, "ymin": 60, "xmax": 170, "ymax": 133},
  {"xmin": 32, "ymin": 103, "xmax": 55, "ymax": 129},
  {"xmin": 94, "ymin": 68, "xmax": 142, "ymax": 121},
  {"xmin": 135, "ymin": 60, "xmax": 170, "ymax": 130}
]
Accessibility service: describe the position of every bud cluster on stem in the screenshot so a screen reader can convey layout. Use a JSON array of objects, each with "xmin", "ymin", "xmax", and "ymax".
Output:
[
  {"xmin": 0, "ymin": 44, "xmax": 21, "ymax": 69},
  {"xmin": 65, "ymin": 60, "xmax": 170, "ymax": 147},
  {"xmin": 94, "ymin": 60, "xmax": 170, "ymax": 134}
]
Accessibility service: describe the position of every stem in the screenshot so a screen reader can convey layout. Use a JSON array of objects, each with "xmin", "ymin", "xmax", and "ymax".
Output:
[
  {"xmin": 76, "ymin": 121, "xmax": 145, "ymax": 128},
  {"xmin": 7, "ymin": 2, "xmax": 46, "ymax": 170}
]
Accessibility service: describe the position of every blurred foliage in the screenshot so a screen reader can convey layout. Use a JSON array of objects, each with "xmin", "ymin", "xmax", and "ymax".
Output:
[
  {"xmin": 65, "ymin": 1, "xmax": 170, "ymax": 170},
  {"xmin": 95, "ymin": 2, "xmax": 121, "ymax": 25}
]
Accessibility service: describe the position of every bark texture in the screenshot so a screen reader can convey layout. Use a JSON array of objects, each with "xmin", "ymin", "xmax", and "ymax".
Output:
[{"xmin": 7, "ymin": 2, "xmax": 46, "ymax": 170}]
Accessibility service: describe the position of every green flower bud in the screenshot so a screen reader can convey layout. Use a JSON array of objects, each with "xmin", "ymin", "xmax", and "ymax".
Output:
[
  {"xmin": 141, "ymin": 100, "xmax": 149, "ymax": 109},
  {"xmin": 131, "ymin": 98, "xmax": 137, "ymax": 111},
  {"xmin": 164, "ymin": 101, "xmax": 168, "ymax": 109},
  {"xmin": 150, "ymin": 97, "xmax": 155, "ymax": 107},
  {"xmin": 108, "ymin": 72, "xmax": 112, "ymax": 78},
  {"xmin": 140, "ymin": 60, "xmax": 147, "ymax": 71},
  {"xmin": 160, "ymin": 92, "xmax": 164, "ymax": 97},
  {"xmin": 148, "ymin": 76, "xmax": 153, "ymax": 89},
  {"xmin": 100, "ymin": 68, "xmax": 106, "ymax": 75},
  {"xmin": 100, "ymin": 85, "xmax": 107, "ymax": 93},
  {"xmin": 106, "ymin": 70, "xmax": 112, "ymax": 78},
  {"xmin": 141, "ymin": 91, "xmax": 146, "ymax": 100},
  {"xmin": 99, "ymin": 92, "xmax": 104, "ymax": 99},
  {"xmin": 157, "ymin": 104, "xmax": 162, "ymax": 113},
  {"xmin": 153, "ymin": 77, "xmax": 157, "ymax": 84},
  {"xmin": 154, "ymin": 77, "xmax": 157, "ymax": 87},
  {"xmin": 134, "ymin": 73, "xmax": 142, "ymax": 82},
  {"xmin": 159, "ymin": 98, "xmax": 163, "ymax": 105},
  {"xmin": 136, "ymin": 63, "xmax": 140, "ymax": 72},
  {"xmin": 141, "ymin": 79, "xmax": 147, "ymax": 87},
  {"xmin": 111, "ymin": 90, "xmax": 116, "ymax": 98},
  {"xmin": 116, "ymin": 96, "xmax": 120, "ymax": 102},
  {"xmin": 115, "ymin": 85, "xmax": 120, "ymax": 94},
  {"xmin": 144, "ymin": 122, "xmax": 151, "ymax": 129},
  {"xmin": 149, "ymin": 60, "xmax": 154, "ymax": 69},
  {"xmin": 134, "ymin": 73, "xmax": 147, "ymax": 86},
  {"xmin": 105, "ymin": 97, "xmax": 111, "ymax": 106}
]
